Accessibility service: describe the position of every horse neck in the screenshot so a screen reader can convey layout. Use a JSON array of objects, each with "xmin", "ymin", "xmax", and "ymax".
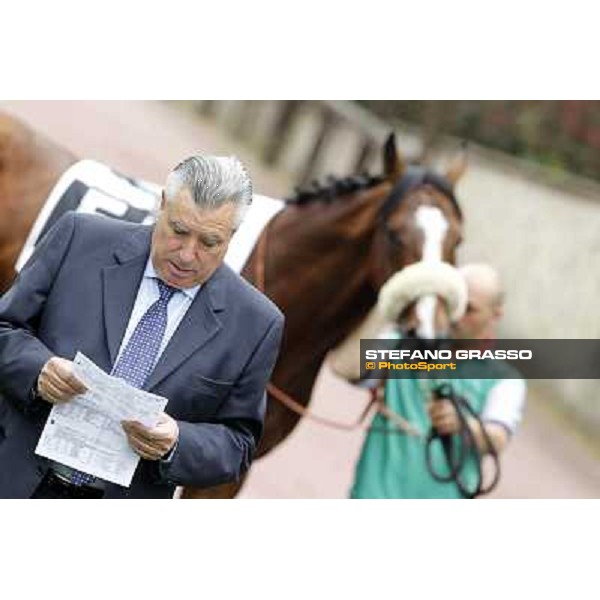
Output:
[{"xmin": 260, "ymin": 183, "xmax": 390, "ymax": 354}]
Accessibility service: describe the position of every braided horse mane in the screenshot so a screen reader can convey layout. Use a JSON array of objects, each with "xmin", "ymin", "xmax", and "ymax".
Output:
[
  {"xmin": 285, "ymin": 172, "xmax": 385, "ymax": 205},
  {"xmin": 284, "ymin": 166, "xmax": 461, "ymax": 224}
]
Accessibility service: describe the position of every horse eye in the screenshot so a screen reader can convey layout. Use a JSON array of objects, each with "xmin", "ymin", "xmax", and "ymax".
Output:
[{"xmin": 386, "ymin": 229, "xmax": 402, "ymax": 245}]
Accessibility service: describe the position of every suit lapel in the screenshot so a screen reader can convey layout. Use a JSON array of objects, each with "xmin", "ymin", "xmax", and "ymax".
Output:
[
  {"xmin": 144, "ymin": 264, "xmax": 228, "ymax": 390},
  {"xmin": 101, "ymin": 227, "xmax": 230, "ymax": 389},
  {"xmin": 102, "ymin": 227, "xmax": 152, "ymax": 365}
]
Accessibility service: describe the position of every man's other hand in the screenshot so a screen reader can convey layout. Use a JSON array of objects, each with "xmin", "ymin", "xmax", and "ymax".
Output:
[
  {"xmin": 121, "ymin": 413, "xmax": 179, "ymax": 460},
  {"xmin": 37, "ymin": 357, "xmax": 87, "ymax": 404}
]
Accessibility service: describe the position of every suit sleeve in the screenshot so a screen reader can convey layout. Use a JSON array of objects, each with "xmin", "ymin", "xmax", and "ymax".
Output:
[
  {"xmin": 0, "ymin": 212, "xmax": 77, "ymax": 415},
  {"xmin": 161, "ymin": 311, "xmax": 284, "ymax": 488}
]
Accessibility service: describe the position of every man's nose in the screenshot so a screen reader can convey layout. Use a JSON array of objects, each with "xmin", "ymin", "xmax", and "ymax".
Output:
[{"xmin": 178, "ymin": 240, "xmax": 197, "ymax": 264}]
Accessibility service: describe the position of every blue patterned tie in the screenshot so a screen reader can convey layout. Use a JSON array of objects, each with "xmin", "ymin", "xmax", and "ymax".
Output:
[
  {"xmin": 111, "ymin": 279, "xmax": 177, "ymax": 387},
  {"xmin": 67, "ymin": 279, "xmax": 177, "ymax": 486}
]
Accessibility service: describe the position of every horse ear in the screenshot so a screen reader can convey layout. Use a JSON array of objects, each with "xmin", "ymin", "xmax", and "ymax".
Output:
[
  {"xmin": 383, "ymin": 132, "xmax": 404, "ymax": 180},
  {"xmin": 445, "ymin": 141, "xmax": 468, "ymax": 187}
]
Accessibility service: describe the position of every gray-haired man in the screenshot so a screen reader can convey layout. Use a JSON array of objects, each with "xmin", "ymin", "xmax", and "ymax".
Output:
[{"xmin": 0, "ymin": 155, "xmax": 284, "ymax": 498}]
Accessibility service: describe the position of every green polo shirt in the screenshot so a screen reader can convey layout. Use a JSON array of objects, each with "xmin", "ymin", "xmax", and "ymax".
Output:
[{"xmin": 351, "ymin": 337, "xmax": 511, "ymax": 499}]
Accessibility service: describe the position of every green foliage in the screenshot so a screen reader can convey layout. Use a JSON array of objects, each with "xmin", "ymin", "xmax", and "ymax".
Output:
[{"xmin": 358, "ymin": 101, "xmax": 600, "ymax": 182}]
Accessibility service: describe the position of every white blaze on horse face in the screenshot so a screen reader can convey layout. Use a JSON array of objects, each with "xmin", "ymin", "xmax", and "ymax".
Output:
[
  {"xmin": 415, "ymin": 206, "xmax": 448, "ymax": 264},
  {"xmin": 415, "ymin": 206, "xmax": 448, "ymax": 339}
]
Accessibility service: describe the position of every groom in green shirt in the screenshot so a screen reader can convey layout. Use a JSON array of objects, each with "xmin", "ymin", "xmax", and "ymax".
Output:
[{"xmin": 331, "ymin": 264, "xmax": 526, "ymax": 499}]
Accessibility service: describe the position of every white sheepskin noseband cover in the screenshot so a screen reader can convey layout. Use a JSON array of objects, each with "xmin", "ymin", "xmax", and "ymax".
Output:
[{"xmin": 377, "ymin": 262, "xmax": 468, "ymax": 323}]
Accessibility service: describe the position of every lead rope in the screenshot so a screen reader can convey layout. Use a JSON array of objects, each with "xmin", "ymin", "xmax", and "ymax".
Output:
[{"xmin": 423, "ymin": 382, "xmax": 501, "ymax": 498}]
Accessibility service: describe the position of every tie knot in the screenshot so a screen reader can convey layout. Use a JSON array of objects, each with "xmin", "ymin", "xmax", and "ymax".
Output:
[{"xmin": 156, "ymin": 279, "xmax": 177, "ymax": 303}]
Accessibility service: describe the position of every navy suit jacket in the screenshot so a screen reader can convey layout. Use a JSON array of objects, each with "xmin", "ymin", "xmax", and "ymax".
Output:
[{"xmin": 0, "ymin": 212, "xmax": 284, "ymax": 498}]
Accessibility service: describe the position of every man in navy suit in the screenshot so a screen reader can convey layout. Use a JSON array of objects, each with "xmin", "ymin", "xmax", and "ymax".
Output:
[{"xmin": 0, "ymin": 155, "xmax": 284, "ymax": 498}]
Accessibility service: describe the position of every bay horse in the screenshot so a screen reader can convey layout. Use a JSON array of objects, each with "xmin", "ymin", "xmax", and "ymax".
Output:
[{"xmin": 0, "ymin": 112, "xmax": 466, "ymax": 498}]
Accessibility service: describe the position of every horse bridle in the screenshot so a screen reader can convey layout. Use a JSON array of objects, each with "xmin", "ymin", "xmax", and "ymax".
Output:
[
  {"xmin": 251, "ymin": 169, "xmax": 463, "ymax": 438},
  {"xmin": 378, "ymin": 166, "xmax": 463, "ymax": 246}
]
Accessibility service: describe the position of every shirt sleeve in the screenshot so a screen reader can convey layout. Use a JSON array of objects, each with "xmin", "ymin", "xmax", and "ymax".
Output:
[{"xmin": 481, "ymin": 378, "xmax": 527, "ymax": 434}]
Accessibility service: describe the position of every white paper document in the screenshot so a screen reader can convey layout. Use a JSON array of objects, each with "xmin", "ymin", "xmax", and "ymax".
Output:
[{"xmin": 35, "ymin": 352, "xmax": 168, "ymax": 487}]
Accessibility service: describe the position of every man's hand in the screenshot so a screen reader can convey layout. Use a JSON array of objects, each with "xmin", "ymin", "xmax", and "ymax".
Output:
[
  {"xmin": 427, "ymin": 398, "xmax": 461, "ymax": 435},
  {"xmin": 37, "ymin": 357, "xmax": 87, "ymax": 404},
  {"xmin": 122, "ymin": 413, "xmax": 179, "ymax": 460}
]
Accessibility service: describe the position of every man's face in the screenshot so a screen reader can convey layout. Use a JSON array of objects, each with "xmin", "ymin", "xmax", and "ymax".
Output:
[
  {"xmin": 151, "ymin": 188, "xmax": 237, "ymax": 289},
  {"xmin": 453, "ymin": 284, "xmax": 504, "ymax": 341}
]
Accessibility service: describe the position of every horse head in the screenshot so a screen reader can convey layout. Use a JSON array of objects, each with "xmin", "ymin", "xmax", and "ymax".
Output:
[{"xmin": 368, "ymin": 133, "xmax": 467, "ymax": 340}]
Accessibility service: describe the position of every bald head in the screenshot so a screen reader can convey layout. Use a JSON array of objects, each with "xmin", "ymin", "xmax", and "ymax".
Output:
[
  {"xmin": 453, "ymin": 263, "xmax": 504, "ymax": 340},
  {"xmin": 459, "ymin": 263, "xmax": 504, "ymax": 307}
]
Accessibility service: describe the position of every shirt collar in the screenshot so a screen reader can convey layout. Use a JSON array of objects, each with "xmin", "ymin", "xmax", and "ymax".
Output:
[{"xmin": 144, "ymin": 257, "xmax": 201, "ymax": 300}]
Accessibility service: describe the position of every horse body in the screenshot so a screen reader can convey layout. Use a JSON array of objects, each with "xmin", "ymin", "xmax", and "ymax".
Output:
[
  {"xmin": 0, "ymin": 113, "xmax": 466, "ymax": 499},
  {"xmin": 0, "ymin": 114, "xmax": 75, "ymax": 293}
]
